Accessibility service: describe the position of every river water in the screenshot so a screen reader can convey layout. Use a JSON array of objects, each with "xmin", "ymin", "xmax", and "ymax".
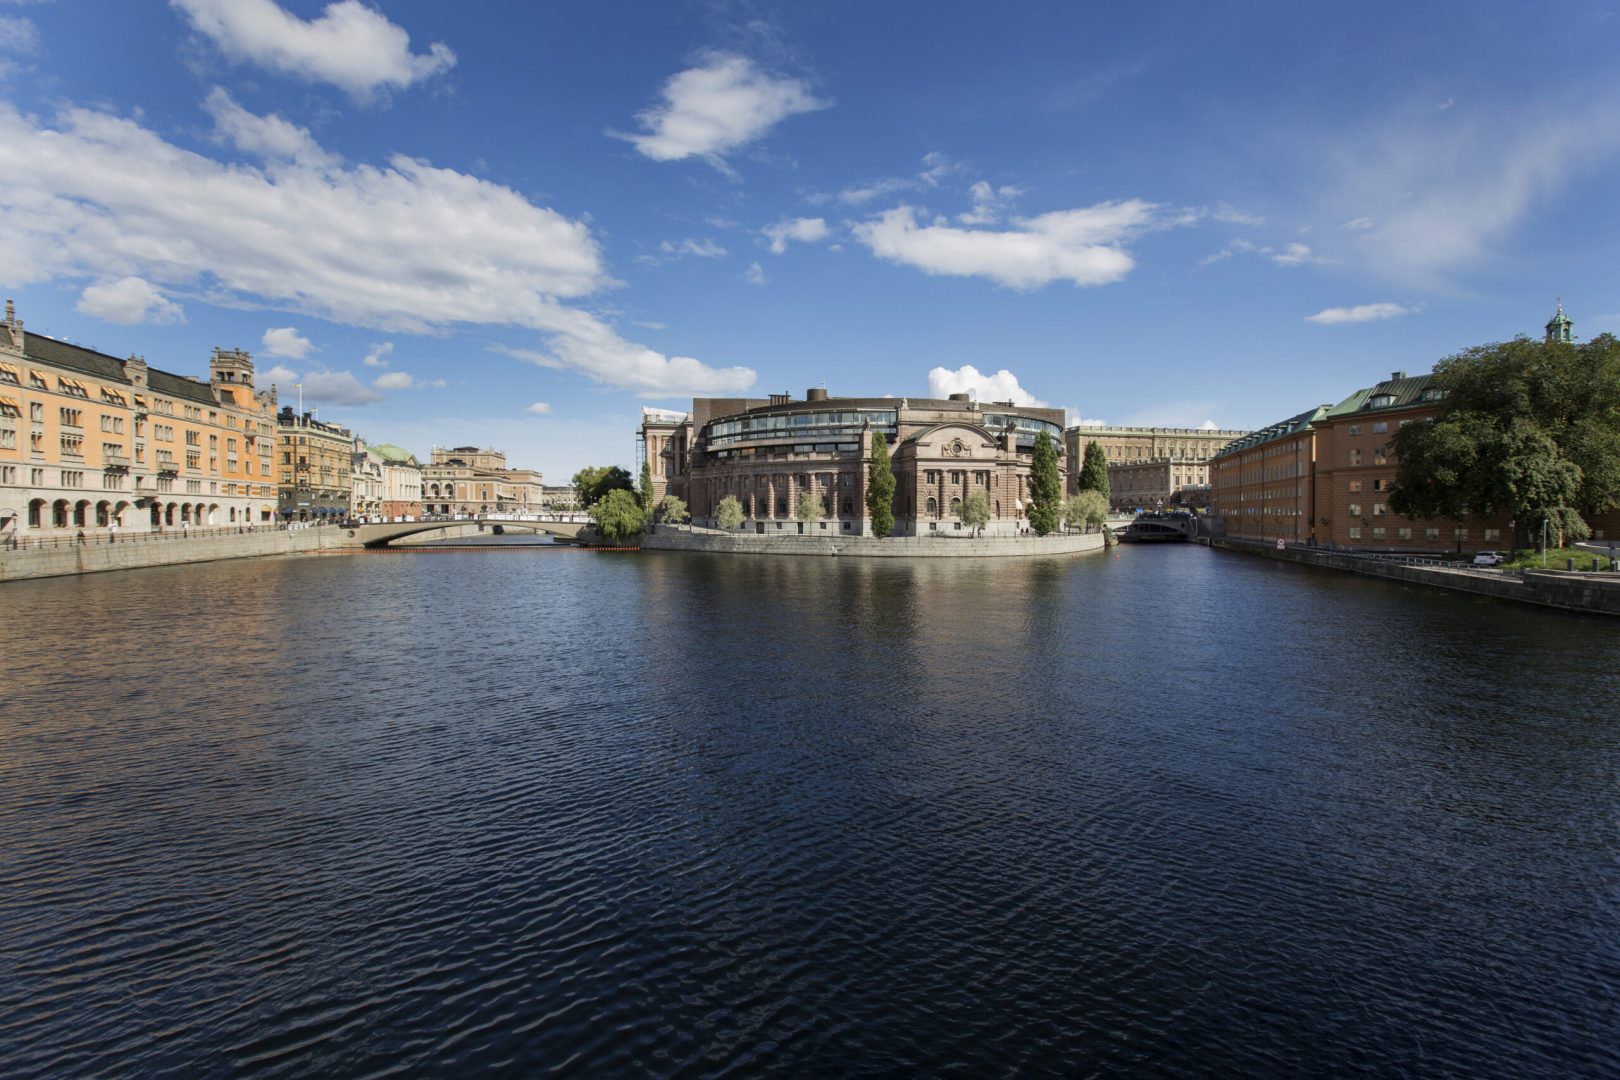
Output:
[{"xmin": 2, "ymin": 544, "xmax": 1616, "ymax": 1076}]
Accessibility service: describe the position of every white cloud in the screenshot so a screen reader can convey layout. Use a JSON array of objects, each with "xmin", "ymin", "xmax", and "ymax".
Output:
[
  {"xmin": 1212, "ymin": 203, "xmax": 1265, "ymax": 226},
  {"xmin": 261, "ymin": 364, "xmax": 299, "ymax": 384},
  {"xmin": 170, "ymin": 0, "xmax": 455, "ymax": 99},
  {"xmin": 927, "ymin": 364, "xmax": 1047, "ymax": 407},
  {"xmin": 762, "ymin": 216, "xmax": 828, "ymax": 254},
  {"xmin": 362, "ymin": 341, "xmax": 393, "ymax": 366},
  {"xmin": 0, "ymin": 99, "xmax": 752, "ymax": 398},
  {"xmin": 1305, "ymin": 302, "xmax": 1416, "ymax": 325},
  {"xmin": 202, "ymin": 86, "xmax": 335, "ymax": 167},
  {"xmin": 372, "ymin": 370, "xmax": 414, "ymax": 390},
  {"xmin": 1323, "ymin": 92, "xmax": 1620, "ymax": 285},
  {"xmin": 956, "ymin": 181, "xmax": 1023, "ymax": 226},
  {"xmin": 0, "ymin": 16, "xmax": 39, "ymax": 53},
  {"xmin": 493, "ymin": 301, "xmax": 755, "ymax": 398},
  {"xmin": 828, "ymin": 152, "xmax": 962, "ymax": 206},
  {"xmin": 1072, "ymin": 417, "xmax": 1107, "ymax": 428},
  {"xmin": 660, "ymin": 237, "xmax": 727, "ymax": 258},
  {"xmin": 262, "ymin": 326, "xmax": 312, "ymax": 359},
  {"xmin": 525, "ymin": 402, "xmax": 552, "ymax": 415},
  {"xmin": 1200, "ymin": 420, "xmax": 1221, "ymax": 430},
  {"xmin": 1270, "ymin": 242, "xmax": 1327, "ymax": 267},
  {"xmin": 302, "ymin": 368, "xmax": 380, "ymax": 406},
  {"xmin": 855, "ymin": 200, "xmax": 1156, "ymax": 289},
  {"xmin": 612, "ymin": 52, "xmax": 827, "ymax": 167},
  {"xmin": 1340, "ymin": 216, "xmax": 1374, "ymax": 231},
  {"xmin": 76, "ymin": 277, "xmax": 185, "ymax": 325},
  {"xmin": 743, "ymin": 261, "xmax": 767, "ymax": 286}
]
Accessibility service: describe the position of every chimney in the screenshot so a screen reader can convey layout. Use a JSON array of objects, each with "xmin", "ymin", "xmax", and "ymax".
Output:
[
  {"xmin": 1391, "ymin": 371, "xmax": 1406, "ymax": 381},
  {"xmin": 948, "ymin": 392, "xmax": 970, "ymax": 402},
  {"xmin": 806, "ymin": 387, "xmax": 829, "ymax": 402}
]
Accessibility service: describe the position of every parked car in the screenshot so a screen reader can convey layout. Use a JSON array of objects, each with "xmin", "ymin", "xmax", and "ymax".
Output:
[{"xmin": 1473, "ymin": 550, "xmax": 1505, "ymax": 566}]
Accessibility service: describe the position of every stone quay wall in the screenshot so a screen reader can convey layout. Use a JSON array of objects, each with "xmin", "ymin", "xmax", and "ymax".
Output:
[
  {"xmin": 0, "ymin": 527, "xmax": 347, "ymax": 582},
  {"xmin": 1209, "ymin": 537, "xmax": 1620, "ymax": 617},
  {"xmin": 641, "ymin": 527, "xmax": 1105, "ymax": 559}
]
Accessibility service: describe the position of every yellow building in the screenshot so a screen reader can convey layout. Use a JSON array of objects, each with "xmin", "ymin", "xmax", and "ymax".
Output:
[
  {"xmin": 277, "ymin": 408, "xmax": 355, "ymax": 521},
  {"xmin": 0, "ymin": 300, "xmax": 278, "ymax": 541}
]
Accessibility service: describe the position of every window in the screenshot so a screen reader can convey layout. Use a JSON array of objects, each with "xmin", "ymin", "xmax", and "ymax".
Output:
[
  {"xmin": 1369, "ymin": 394, "xmax": 1395, "ymax": 407},
  {"xmin": 1348, "ymin": 480, "xmax": 1363, "ymax": 492},
  {"xmin": 1347, "ymin": 503, "xmax": 1361, "ymax": 517},
  {"xmin": 1347, "ymin": 424, "xmax": 1362, "ymax": 436},
  {"xmin": 1453, "ymin": 527, "xmax": 1469, "ymax": 541},
  {"xmin": 1348, "ymin": 527, "xmax": 1362, "ymax": 539},
  {"xmin": 1397, "ymin": 527, "xmax": 1412, "ymax": 540},
  {"xmin": 1483, "ymin": 528, "xmax": 1501, "ymax": 542},
  {"xmin": 926, "ymin": 496, "xmax": 938, "ymax": 516},
  {"xmin": 1372, "ymin": 422, "xmax": 1388, "ymax": 434},
  {"xmin": 1372, "ymin": 503, "xmax": 1385, "ymax": 516},
  {"xmin": 60, "ymin": 433, "xmax": 84, "ymax": 456},
  {"xmin": 30, "ymin": 402, "xmax": 43, "ymax": 421},
  {"xmin": 60, "ymin": 407, "xmax": 83, "ymax": 427},
  {"xmin": 1371, "ymin": 527, "xmax": 1385, "ymax": 539},
  {"xmin": 1372, "ymin": 479, "xmax": 1385, "ymax": 491},
  {"xmin": 1425, "ymin": 528, "xmax": 1439, "ymax": 540},
  {"xmin": 1351, "ymin": 448, "xmax": 1362, "ymax": 466},
  {"xmin": 29, "ymin": 371, "xmax": 47, "ymax": 389},
  {"xmin": 0, "ymin": 427, "xmax": 12, "ymax": 449},
  {"xmin": 1373, "ymin": 448, "xmax": 1387, "ymax": 466},
  {"xmin": 185, "ymin": 430, "xmax": 200, "ymax": 446},
  {"xmin": 62, "ymin": 470, "xmax": 83, "ymax": 488},
  {"xmin": 102, "ymin": 442, "xmax": 123, "ymax": 459}
]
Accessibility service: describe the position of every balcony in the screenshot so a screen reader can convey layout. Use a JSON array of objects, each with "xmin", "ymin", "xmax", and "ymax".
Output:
[{"xmin": 103, "ymin": 453, "xmax": 131, "ymax": 470}]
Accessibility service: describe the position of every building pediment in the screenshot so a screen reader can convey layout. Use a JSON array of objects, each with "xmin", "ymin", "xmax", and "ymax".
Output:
[{"xmin": 904, "ymin": 422, "xmax": 998, "ymax": 459}]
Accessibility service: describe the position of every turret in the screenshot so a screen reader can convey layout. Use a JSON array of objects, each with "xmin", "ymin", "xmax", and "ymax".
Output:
[
  {"xmin": 210, "ymin": 346, "xmax": 256, "ymax": 388},
  {"xmin": 1546, "ymin": 299, "xmax": 1573, "ymax": 344}
]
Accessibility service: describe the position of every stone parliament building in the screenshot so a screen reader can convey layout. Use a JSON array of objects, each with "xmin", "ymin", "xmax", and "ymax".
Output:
[{"xmin": 641, "ymin": 390, "xmax": 1067, "ymax": 536}]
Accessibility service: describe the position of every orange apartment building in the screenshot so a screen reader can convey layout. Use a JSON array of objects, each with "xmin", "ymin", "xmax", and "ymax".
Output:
[
  {"xmin": 0, "ymin": 301, "xmax": 279, "ymax": 542},
  {"xmin": 1208, "ymin": 407, "xmax": 1326, "ymax": 545}
]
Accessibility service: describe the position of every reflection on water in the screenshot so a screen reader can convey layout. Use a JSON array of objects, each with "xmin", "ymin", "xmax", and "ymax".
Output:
[{"xmin": 1, "ymin": 545, "xmax": 1617, "ymax": 1076}]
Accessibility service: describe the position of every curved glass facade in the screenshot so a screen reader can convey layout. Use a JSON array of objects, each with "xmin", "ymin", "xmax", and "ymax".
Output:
[{"xmin": 703, "ymin": 409, "xmax": 899, "ymax": 450}]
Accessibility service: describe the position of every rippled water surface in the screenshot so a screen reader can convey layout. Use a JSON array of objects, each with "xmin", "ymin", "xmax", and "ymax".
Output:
[{"xmin": 3, "ymin": 544, "xmax": 1618, "ymax": 1077}]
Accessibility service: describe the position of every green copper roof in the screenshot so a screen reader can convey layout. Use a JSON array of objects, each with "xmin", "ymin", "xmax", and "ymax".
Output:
[
  {"xmin": 369, "ymin": 442, "xmax": 419, "ymax": 464},
  {"xmin": 1324, "ymin": 372, "xmax": 1439, "ymax": 418},
  {"xmin": 1213, "ymin": 405, "xmax": 1330, "ymax": 458}
]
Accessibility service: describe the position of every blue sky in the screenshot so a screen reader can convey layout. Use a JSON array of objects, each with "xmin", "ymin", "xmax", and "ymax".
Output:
[{"xmin": 2, "ymin": 1, "xmax": 1617, "ymax": 479}]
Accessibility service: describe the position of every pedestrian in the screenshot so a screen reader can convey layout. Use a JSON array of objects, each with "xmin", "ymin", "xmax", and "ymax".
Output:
[
  {"xmin": 76, "ymin": 528, "xmax": 85, "ymax": 544},
  {"xmin": 109, "ymin": 523, "xmax": 118, "ymax": 544}
]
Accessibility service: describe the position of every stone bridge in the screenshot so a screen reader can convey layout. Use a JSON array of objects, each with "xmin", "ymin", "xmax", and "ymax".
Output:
[{"xmin": 338, "ymin": 517, "xmax": 588, "ymax": 548}]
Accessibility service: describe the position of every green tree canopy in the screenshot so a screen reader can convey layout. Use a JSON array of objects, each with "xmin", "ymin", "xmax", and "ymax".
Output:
[
  {"xmin": 1065, "ymin": 490, "xmax": 1109, "ymax": 531},
  {"xmin": 589, "ymin": 488, "xmax": 644, "ymax": 542},
  {"xmin": 961, "ymin": 489, "xmax": 991, "ymax": 536},
  {"xmin": 572, "ymin": 465, "xmax": 634, "ymax": 508},
  {"xmin": 638, "ymin": 461, "xmax": 654, "ymax": 514},
  {"xmin": 656, "ymin": 494, "xmax": 689, "ymax": 524},
  {"xmin": 1028, "ymin": 431, "xmax": 1062, "ymax": 536},
  {"xmin": 715, "ymin": 495, "xmax": 744, "ymax": 529},
  {"xmin": 866, "ymin": 430, "xmax": 896, "ymax": 537},
  {"xmin": 1390, "ymin": 333, "xmax": 1620, "ymax": 542},
  {"xmin": 796, "ymin": 488, "xmax": 826, "ymax": 521},
  {"xmin": 1078, "ymin": 440, "xmax": 1110, "ymax": 501}
]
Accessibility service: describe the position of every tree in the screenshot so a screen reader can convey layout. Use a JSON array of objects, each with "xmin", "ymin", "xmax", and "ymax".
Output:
[
  {"xmin": 866, "ymin": 430, "xmax": 896, "ymax": 537},
  {"xmin": 1028, "ymin": 430, "xmax": 1061, "ymax": 536},
  {"xmin": 960, "ymin": 489, "xmax": 991, "ymax": 536},
  {"xmin": 589, "ymin": 488, "xmax": 644, "ymax": 542},
  {"xmin": 796, "ymin": 487, "xmax": 826, "ymax": 521},
  {"xmin": 656, "ymin": 494, "xmax": 689, "ymax": 524},
  {"xmin": 1065, "ymin": 490, "xmax": 1109, "ymax": 532},
  {"xmin": 1391, "ymin": 333, "xmax": 1620, "ymax": 543},
  {"xmin": 638, "ymin": 460, "xmax": 655, "ymax": 515},
  {"xmin": 1078, "ymin": 440, "xmax": 1110, "ymax": 502},
  {"xmin": 572, "ymin": 465, "xmax": 634, "ymax": 508},
  {"xmin": 715, "ymin": 495, "xmax": 744, "ymax": 529}
]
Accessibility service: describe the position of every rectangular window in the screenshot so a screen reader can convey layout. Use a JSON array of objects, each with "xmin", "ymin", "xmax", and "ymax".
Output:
[
  {"xmin": 1453, "ymin": 527, "xmax": 1469, "ymax": 541},
  {"xmin": 1351, "ymin": 448, "xmax": 1362, "ymax": 466},
  {"xmin": 60, "ymin": 407, "xmax": 83, "ymax": 427},
  {"xmin": 0, "ymin": 427, "xmax": 14, "ymax": 448},
  {"xmin": 1347, "ymin": 503, "xmax": 1361, "ymax": 517},
  {"xmin": 1372, "ymin": 479, "xmax": 1385, "ymax": 491},
  {"xmin": 1348, "ymin": 526, "xmax": 1362, "ymax": 539},
  {"xmin": 1372, "ymin": 422, "xmax": 1388, "ymax": 433},
  {"xmin": 1483, "ymin": 528, "xmax": 1501, "ymax": 542},
  {"xmin": 1425, "ymin": 528, "xmax": 1439, "ymax": 540},
  {"xmin": 1374, "ymin": 448, "xmax": 1387, "ymax": 465},
  {"xmin": 1372, "ymin": 527, "xmax": 1386, "ymax": 539},
  {"xmin": 30, "ymin": 402, "xmax": 43, "ymax": 421},
  {"xmin": 1397, "ymin": 527, "xmax": 1412, "ymax": 539},
  {"xmin": 62, "ymin": 470, "xmax": 83, "ymax": 488},
  {"xmin": 61, "ymin": 433, "xmax": 84, "ymax": 456},
  {"xmin": 1372, "ymin": 503, "xmax": 1385, "ymax": 516},
  {"xmin": 1348, "ymin": 424, "xmax": 1362, "ymax": 436},
  {"xmin": 1348, "ymin": 480, "xmax": 1363, "ymax": 492}
]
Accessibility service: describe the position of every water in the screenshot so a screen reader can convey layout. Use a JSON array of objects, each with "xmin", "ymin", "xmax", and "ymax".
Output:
[{"xmin": 2, "ymin": 545, "xmax": 1617, "ymax": 1077}]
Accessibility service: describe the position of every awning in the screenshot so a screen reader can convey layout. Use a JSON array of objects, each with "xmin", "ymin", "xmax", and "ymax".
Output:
[
  {"xmin": 0, "ymin": 394, "xmax": 19, "ymax": 413},
  {"xmin": 58, "ymin": 377, "xmax": 86, "ymax": 394},
  {"xmin": 0, "ymin": 361, "xmax": 18, "ymax": 380}
]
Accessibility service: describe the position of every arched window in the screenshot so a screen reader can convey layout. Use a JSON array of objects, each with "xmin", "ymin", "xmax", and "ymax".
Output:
[
  {"xmin": 73, "ymin": 500, "xmax": 89, "ymax": 527},
  {"xmin": 53, "ymin": 500, "xmax": 70, "ymax": 528},
  {"xmin": 229, "ymin": 507, "xmax": 237, "ymax": 522},
  {"xmin": 29, "ymin": 499, "xmax": 44, "ymax": 528},
  {"xmin": 181, "ymin": 505, "xmax": 192, "ymax": 525},
  {"xmin": 95, "ymin": 501, "xmax": 110, "ymax": 527},
  {"xmin": 926, "ymin": 497, "xmax": 937, "ymax": 517},
  {"xmin": 950, "ymin": 497, "xmax": 962, "ymax": 516}
]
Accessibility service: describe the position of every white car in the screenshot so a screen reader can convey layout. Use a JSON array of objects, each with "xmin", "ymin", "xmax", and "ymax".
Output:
[{"xmin": 1472, "ymin": 550, "xmax": 1504, "ymax": 566}]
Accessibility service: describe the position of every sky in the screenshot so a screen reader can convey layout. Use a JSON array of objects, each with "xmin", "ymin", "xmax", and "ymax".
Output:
[{"xmin": 2, "ymin": 0, "xmax": 1618, "ymax": 480}]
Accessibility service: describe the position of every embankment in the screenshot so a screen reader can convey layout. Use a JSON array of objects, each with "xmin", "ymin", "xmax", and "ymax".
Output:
[
  {"xmin": 1209, "ymin": 537, "xmax": 1620, "ymax": 616},
  {"xmin": 640, "ymin": 528, "xmax": 1105, "ymax": 558}
]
